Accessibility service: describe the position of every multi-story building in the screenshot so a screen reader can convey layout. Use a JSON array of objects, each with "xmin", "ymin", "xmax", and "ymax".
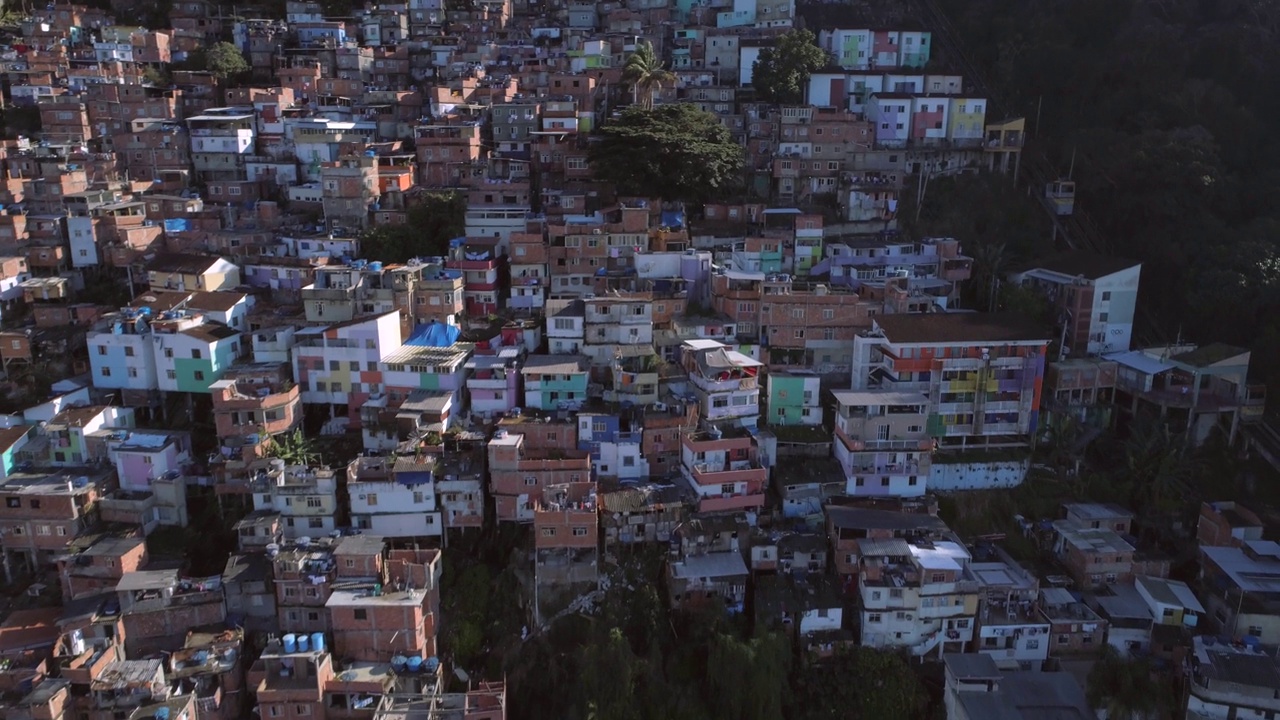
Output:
[
  {"xmin": 850, "ymin": 313, "xmax": 1052, "ymax": 448},
  {"xmin": 971, "ymin": 546, "xmax": 1050, "ymax": 666},
  {"xmin": 187, "ymin": 108, "xmax": 257, "ymax": 182},
  {"xmin": 251, "ymin": 465, "xmax": 341, "ymax": 539},
  {"xmin": 858, "ymin": 538, "xmax": 978, "ymax": 658},
  {"xmin": 345, "ymin": 456, "xmax": 442, "ymax": 539},
  {"xmin": 532, "ymin": 484, "xmax": 599, "ymax": 622},
  {"xmin": 246, "ymin": 634, "xmax": 336, "ymax": 720},
  {"xmin": 321, "ymin": 154, "xmax": 379, "ymax": 233},
  {"xmin": 115, "ymin": 567, "xmax": 228, "ymax": 656},
  {"xmin": 680, "ymin": 424, "xmax": 769, "ymax": 514},
  {"xmin": 0, "ymin": 469, "xmax": 108, "ymax": 580},
  {"xmin": 327, "ymin": 548, "xmax": 442, "ymax": 661},
  {"xmin": 681, "ymin": 339, "xmax": 763, "ymax": 431},
  {"xmin": 1199, "ymin": 539, "xmax": 1280, "ymax": 645},
  {"xmin": 1187, "ymin": 635, "xmax": 1280, "ymax": 720},
  {"xmin": 446, "ymin": 237, "xmax": 505, "ymax": 318},
  {"xmin": 488, "ymin": 429, "xmax": 592, "ymax": 523},
  {"xmin": 1011, "ymin": 251, "xmax": 1142, "ymax": 358},
  {"xmin": 521, "ymin": 355, "xmax": 589, "ymax": 411},
  {"xmin": 1106, "ymin": 343, "xmax": 1263, "ymax": 447},
  {"xmin": 292, "ymin": 311, "xmax": 401, "ymax": 425},
  {"xmin": 210, "ymin": 364, "xmax": 303, "ymax": 465},
  {"xmin": 831, "ymin": 390, "xmax": 932, "ymax": 498},
  {"xmin": 765, "ymin": 370, "xmax": 821, "ymax": 426}
]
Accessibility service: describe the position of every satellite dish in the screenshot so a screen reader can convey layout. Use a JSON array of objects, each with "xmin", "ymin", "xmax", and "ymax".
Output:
[{"xmin": 454, "ymin": 667, "xmax": 469, "ymax": 683}]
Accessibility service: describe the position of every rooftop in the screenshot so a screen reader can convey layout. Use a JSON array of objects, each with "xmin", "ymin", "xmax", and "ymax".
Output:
[
  {"xmin": 521, "ymin": 354, "xmax": 588, "ymax": 374},
  {"xmin": 1022, "ymin": 250, "xmax": 1140, "ymax": 281},
  {"xmin": 872, "ymin": 312, "xmax": 1050, "ymax": 345},
  {"xmin": 671, "ymin": 551, "xmax": 749, "ymax": 580}
]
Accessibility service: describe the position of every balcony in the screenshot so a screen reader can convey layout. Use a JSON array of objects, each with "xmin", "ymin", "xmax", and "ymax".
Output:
[
  {"xmin": 698, "ymin": 493, "xmax": 765, "ymax": 512},
  {"xmin": 690, "ymin": 373, "xmax": 758, "ymax": 394},
  {"xmin": 690, "ymin": 461, "xmax": 766, "ymax": 486}
]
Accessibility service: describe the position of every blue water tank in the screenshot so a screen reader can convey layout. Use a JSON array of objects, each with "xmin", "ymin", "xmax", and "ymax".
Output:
[
  {"xmin": 154, "ymin": 708, "xmax": 171, "ymax": 720},
  {"xmin": 297, "ymin": 634, "xmax": 310, "ymax": 652},
  {"xmin": 406, "ymin": 656, "xmax": 423, "ymax": 673},
  {"xmin": 282, "ymin": 634, "xmax": 297, "ymax": 653},
  {"xmin": 368, "ymin": 261, "xmax": 382, "ymax": 272},
  {"xmin": 311, "ymin": 632, "xmax": 325, "ymax": 653},
  {"xmin": 425, "ymin": 657, "xmax": 440, "ymax": 673},
  {"xmin": 392, "ymin": 655, "xmax": 408, "ymax": 671}
]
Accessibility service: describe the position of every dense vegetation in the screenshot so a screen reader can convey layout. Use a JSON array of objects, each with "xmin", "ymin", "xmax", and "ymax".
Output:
[
  {"xmin": 935, "ymin": 0, "xmax": 1280, "ymax": 391},
  {"xmin": 493, "ymin": 551, "xmax": 932, "ymax": 720}
]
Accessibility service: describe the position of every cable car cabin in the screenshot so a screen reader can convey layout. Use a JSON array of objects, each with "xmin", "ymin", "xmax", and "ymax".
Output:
[{"xmin": 1045, "ymin": 180, "xmax": 1075, "ymax": 216}]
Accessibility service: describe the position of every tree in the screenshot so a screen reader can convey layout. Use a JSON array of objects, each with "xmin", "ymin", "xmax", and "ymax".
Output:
[
  {"xmin": 589, "ymin": 104, "xmax": 743, "ymax": 203},
  {"xmin": 266, "ymin": 428, "xmax": 320, "ymax": 466},
  {"xmin": 200, "ymin": 41, "xmax": 249, "ymax": 82},
  {"xmin": 1086, "ymin": 645, "xmax": 1170, "ymax": 720},
  {"xmin": 792, "ymin": 647, "xmax": 927, "ymax": 720},
  {"xmin": 621, "ymin": 41, "xmax": 675, "ymax": 110},
  {"xmin": 358, "ymin": 191, "xmax": 465, "ymax": 263},
  {"xmin": 751, "ymin": 29, "xmax": 829, "ymax": 105},
  {"xmin": 1119, "ymin": 417, "xmax": 1197, "ymax": 535}
]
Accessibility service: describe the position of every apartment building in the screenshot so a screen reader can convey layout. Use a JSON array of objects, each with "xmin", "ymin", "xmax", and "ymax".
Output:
[
  {"xmin": 521, "ymin": 354, "xmax": 589, "ymax": 411},
  {"xmin": 345, "ymin": 455, "xmax": 443, "ymax": 539},
  {"xmin": 488, "ymin": 429, "xmax": 592, "ymax": 523},
  {"xmin": 251, "ymin": 464, "xmax": 341, "ymax": 539},
  {"xmin": 1106, "ymin": 343, "xmax": 1263, "ymax": 446},
  {"xmin": 0, "ymin": 469, "xmax": 108, "ymax": 580},
  {"xmin": 681, "ymin": 339, "xmax": 763, "ymax": 430},
  {"xmin": 210, "ymin": 364, "xmax": 303, "ymax": 464},
  {"xmin": 850, "ymin": 313, "xmax": 1052, "ymax": 448},
  {"xmin": 858, "ymin": 538, "xmax": 978, "ymax": 659},
  {"xmin": 1012, "ymin": 251, "xmax": 1142, "ymax": 358},
  {"xmin": 533, "ymin": 485, "xmax": 599, "ymax": 621},
  {"xmin": 832, "ymin": 390, "xmax": 932, "ymax": 498}
]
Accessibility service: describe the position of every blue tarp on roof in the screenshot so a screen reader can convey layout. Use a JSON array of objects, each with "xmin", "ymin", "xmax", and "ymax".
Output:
[{"xmin": 406, "ymin": 321, "xmax": 461, "ymax": 347}]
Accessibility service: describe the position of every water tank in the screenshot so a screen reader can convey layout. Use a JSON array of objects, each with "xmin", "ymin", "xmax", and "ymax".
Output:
[
  {"xmin": 368, "ymin": 261, "xmax": 382, "ymax": 272},
  {"xmin": 265, "ymin": 543, "xmax": 280, "ymax": 558},
  {"xmin": 406, "ymin": 656, "xmax": 424, "ymax": 673},
  {"xmin": 311, "ymin": 632, "xmax": 325, "ymax": 653},
  {"xmin": 296, "ymin": 634, "xmax": 310, "ymax": 652},
  {"xmin": 282, "ymin": 634, "xmax": 297, "ymax": 653},
  {"xmin": 154, "ymin": 709, "xmax": 171, "ymax": 720},
  {"xmin": 297, "ymin": 536, "xmax": 312, "ymax": 547},
  {"xmin": 425, "ymin": 657, "xmax": 440, "ymax": 673},
  {"xmin": 391, "ymin": 655, "xmax": 408, "ymax": 672}
]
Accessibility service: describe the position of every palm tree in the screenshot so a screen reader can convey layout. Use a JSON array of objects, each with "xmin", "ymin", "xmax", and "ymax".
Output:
[{"xmin": 621, "ymin": 41, "xmax": 675, "ymax": 110}]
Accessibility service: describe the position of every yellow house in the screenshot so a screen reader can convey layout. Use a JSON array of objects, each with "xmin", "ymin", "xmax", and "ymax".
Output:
[{"xmin": 146, "ymin": 252, "xmax": 241, "ymax": 292}]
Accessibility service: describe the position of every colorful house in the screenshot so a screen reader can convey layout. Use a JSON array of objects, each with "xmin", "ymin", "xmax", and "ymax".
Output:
[{"xmin": 765, "ymin": 371, "xmax": 821, "ymax": 426}]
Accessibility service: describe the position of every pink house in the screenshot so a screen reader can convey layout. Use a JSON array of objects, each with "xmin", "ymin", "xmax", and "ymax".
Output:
[
  {"xmin": 105, "ymin": 430, "xmax": 190, "ymax": 492},
  {"xmin": 911, "ymin": 96, "xmax": 949, "ymax": 145}
]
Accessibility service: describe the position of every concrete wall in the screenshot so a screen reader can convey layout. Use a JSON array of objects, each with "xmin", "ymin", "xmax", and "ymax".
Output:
[{"xmin": 929, "ymin": 459, "xmax": 1029, "ymax": 491}]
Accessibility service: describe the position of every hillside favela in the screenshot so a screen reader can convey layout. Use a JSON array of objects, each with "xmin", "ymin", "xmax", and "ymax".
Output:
[{"xmin": 0, "ymin": 0, "xmax": 1276, "ymax": 719}]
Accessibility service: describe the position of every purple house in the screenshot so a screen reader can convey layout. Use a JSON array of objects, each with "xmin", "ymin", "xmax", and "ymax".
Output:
[{"xmin": 464, "ymin": 348, "xmax": 522, "ymax": 416}]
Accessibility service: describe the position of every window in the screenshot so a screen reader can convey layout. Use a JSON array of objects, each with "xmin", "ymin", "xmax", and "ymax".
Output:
[
  {"xmin": 191, "ymin": 349, "xmax": 202, "ymax": 360},
  {"xmin": 1058, "ymin": 634, "xmax": 1070, "ymax": 644},
  {"xmin": 164, "ymin": 348, "xmax": 174, "ymax": 358},
  {"xmin": 194, "ymin": 371, "xmax": 205, "ymax": 381},
  {"xmin": 167, "ymin": 370, "xmax": 177, "ymax": 380},
  {"xmin": 822, "ymin": 308, "xmax": 834, "ymax": 320},
  {"xmin": 572, "ymin": 527, "xmax": 588, "ymax": 537},
  {"xmin": 5, "ymin": 498, "xmax": 19, "ymax": 508},
  {"xmin": 1026, "ymin": 639, "xmax": 1040, "ymax": 650},
  {"xmin": 100, "ymin": 367, "xmax": 111, "ymax": 377},
  {"xmin": 540, "ymin": 527, "xmax": 556, "ymax": 537},
  {"xmin": 366, "ymin": 493, "xmax": 378, "ymax": 506},
  {"xmin": 354, "ymin": 609, "xmax": 367, "ymax": 621},
  {"xmin": 1099, "ymin": 312, "xmax": 1109, "ymax": 322},
  {"xmin": 413, "ymin": 491, "xmax": 424, "ymax": 504},
  {"xmin": 1102, "ymin": 291, "xmax": 1111, "ymax": 301},
  {"xmin": 867, "ymin": 613, "xmax": 882, "ymax": 623},
  {"xmin": 931, "ymin": 572, "xmax": 946, "ymax": 583},
  {"xmin": 524, "ymin": 476, "xmax": 538, "ymax": 486},
  {"xmin": 306, "ymin": 497, "xmax": 322, "ymax": 508}
]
